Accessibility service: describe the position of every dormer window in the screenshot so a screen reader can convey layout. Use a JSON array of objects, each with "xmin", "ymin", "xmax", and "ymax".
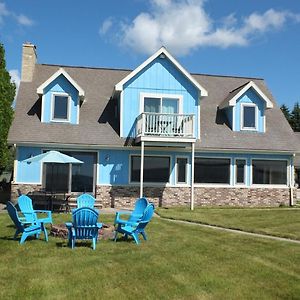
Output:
[
  {"xmin": 51, "ymin": 93, "xmax": 70, "ymax": 122},
  {"xmin": 241, "ymin": 103, "xmax": 257, "ymax": 130}
]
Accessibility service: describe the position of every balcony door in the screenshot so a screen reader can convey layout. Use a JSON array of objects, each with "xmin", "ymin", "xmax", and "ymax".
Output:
[{"xmin": 144, "ymin": 96, "xmax": 179, "ymax": 114}]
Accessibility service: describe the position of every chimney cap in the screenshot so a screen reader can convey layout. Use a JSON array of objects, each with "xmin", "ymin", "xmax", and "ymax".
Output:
[{"xmin": 23, "ymin": 42, "xmax": 36, "ymax": 49}]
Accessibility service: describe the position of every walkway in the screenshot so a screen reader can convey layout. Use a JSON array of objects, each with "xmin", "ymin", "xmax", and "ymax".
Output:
[{"xmin": 159, "ymin": 216, "xmax": 300, "ymax": 245}]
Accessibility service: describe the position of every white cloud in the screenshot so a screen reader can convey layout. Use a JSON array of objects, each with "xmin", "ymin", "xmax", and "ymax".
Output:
[
  {"xmin": 14, "ymin": 14, "xmax": 34, "ymax": 26},
  {"xmin": 99, "ymin": 18, "xmax": 113, "ymax": 36},
  {"xmin": 0, "ymin": 2, "xmax": 9, "ymax": 24},
  {"xmin": 101, "ymin": 0, "xmax": 300, "ymax": 56},
  {"xmin": 9, "ymin": 69, "xmax": 20, "ymax": 92},
  {"xmin": 0, "ymin": 1, "xmax": 34, "ymax": 26}
]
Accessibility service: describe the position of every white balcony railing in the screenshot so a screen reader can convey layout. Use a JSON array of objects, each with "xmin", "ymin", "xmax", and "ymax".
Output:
[{"xmin": 136, "ymin": 113, "xmax": 195, "ymax": 138}]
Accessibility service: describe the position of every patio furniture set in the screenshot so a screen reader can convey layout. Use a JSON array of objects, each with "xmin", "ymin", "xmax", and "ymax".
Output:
[{"xmin": 6, "ymin": 194, "xmax": 155, "ymax": 250}]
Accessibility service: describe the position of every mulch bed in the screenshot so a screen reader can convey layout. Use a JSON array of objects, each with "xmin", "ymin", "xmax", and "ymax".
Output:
[{"xmin": 50, "ymin": 223, "xmax": 115, "ymax": 240}]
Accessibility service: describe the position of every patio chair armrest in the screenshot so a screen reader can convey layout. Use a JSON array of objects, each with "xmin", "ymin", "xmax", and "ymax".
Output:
[
  {"xmin": 34, "ymin": 209, "xmax": 52, "ymax": 214},
  {"xmin": 117, "ymin": 219, "xmax": 139, "ymax": 227},
  {"xmin": 97, "ymin": 222, "xmax": 103, "ymax": 229},
  {"xmin": 65, "ymin": 222, "xmax": 73, "ymax": 229}
]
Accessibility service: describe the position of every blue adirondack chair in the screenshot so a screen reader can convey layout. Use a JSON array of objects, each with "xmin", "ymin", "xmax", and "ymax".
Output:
[
  {"xmin": 7, "ymin": 201, "xmax": 48, "ymax": 244},
  {"xmin": 18, "ymin": 195, "xmax": 52, "ymax": 225},
  {"xmin": 114, "ymin": 203, "xmax": 155, "ymax": 244},
  {"xmin": 114, "ymin": 197, "xmax": 148, "ymax": 226},
  {"xmin": 77, "ymin": 193, "xmax": 95, "ymax": 208},
  {"xmin": 65, "ymin": 207, "xmax": 102, "ymax": 250}
]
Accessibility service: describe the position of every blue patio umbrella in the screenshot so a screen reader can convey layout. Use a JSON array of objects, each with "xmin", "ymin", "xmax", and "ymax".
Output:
[
  {"xmin": 23, "ymin": 151, "xmax": 83, "ymax": 210},
  {"xmin": 23, "ymin": 150, "xmax": 83, "ymax": 164}
]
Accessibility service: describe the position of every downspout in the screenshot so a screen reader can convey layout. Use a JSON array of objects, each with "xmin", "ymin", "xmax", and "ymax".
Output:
[{"xmin": 290, "ymin": 154, "xmax": 295, "ymax": 206}]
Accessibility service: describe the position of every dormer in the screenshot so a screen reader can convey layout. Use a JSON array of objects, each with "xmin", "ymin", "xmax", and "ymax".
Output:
[
  {"xmin": 113, "ymin": 47, "xmax": 208, "ymax": 140},
  {"xmin": 37, "ymin": 68, "xmax": 85, "ymax": 124},
  {"xmin": 219, "ymin": 81, "xmax": 273, "ymax": 133}
]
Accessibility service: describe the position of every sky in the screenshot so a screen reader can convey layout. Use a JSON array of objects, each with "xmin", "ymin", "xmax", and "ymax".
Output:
[{"xmin": 1, "ymin": 0, "xmax": 300, "ymax": 109}]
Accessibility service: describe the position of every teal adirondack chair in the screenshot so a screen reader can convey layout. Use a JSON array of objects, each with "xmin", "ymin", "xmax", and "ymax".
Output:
[
  {"xmin": 65, "ymin": 207, "xmax": 102, "ymax": 250},
  {"xmin": 18, "ymin": 195, "xmax": 52, "ymax": 225},
  {"xmin": 77, "ymin": 193, "xmax": 95, "ymax": 208},
  {"xmin": 114, "ymin": 197, "xmax": 148, "ymax": 226},
  {"xmin": 7, "ymin": 201, "xmax": 48, "ymax": 244},
  {"xmin": 114, "ymin": 203, "xmax": 155, "ymax": 244}
]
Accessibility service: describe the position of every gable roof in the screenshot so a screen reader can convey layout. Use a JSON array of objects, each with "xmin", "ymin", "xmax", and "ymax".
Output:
[
  {"xmin": 115, "ymin": 46, "xmax": 208, "ymax": 97},
  {"xmin": 8, "ymin": 64, "xmax": 299, "ymax": 153},
  {"xmin": 218, "ymin": 80, "xmax": 273, "ymax": 109},
  {"xmin": 36, "ymin": 67, "xmax": 85, "ymax": 99}
]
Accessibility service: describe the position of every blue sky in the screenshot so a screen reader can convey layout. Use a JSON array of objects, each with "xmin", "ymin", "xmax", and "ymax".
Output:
[{"xmin": 1, "ymin": 0, "xmax": 300, "ymax": 109}]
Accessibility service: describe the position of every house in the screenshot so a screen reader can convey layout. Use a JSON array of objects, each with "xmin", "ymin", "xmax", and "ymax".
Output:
[{"xmin": 8, "ymin": 43, "xmax": 300, "ymax": 208}]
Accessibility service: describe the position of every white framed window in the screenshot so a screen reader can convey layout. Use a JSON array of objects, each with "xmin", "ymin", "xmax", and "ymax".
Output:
[
  {"xmin": 194, "ymin": 157, "xmax": 231, "ymax": 184},
  {"xmin": 235, "ymin": 159, "xmax": 246, "ymax": 185},
  {"xmin": 241, "ymin": 103, "xmax": 257, "ymax": 130},
  {"xmin": 51, "ymin": 92, "xmax": 70, "ymax": 122},
  {"xmin": 251, "ymin": 159, "xmax": 288, "ymax": 185},
  {"xmin": 140, "ymin": 93, "xmax": 183, "ymax": 114},
  {"xmin": 130, "ymin": 155, "xmax": 171, "ymax": 184},
  {"xmin": 176, "ymin": 156, "xmax": 188, "ymax": 184}
]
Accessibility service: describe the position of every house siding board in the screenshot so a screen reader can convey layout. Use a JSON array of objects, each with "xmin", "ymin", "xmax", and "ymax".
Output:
[
  {"xmin": 42, "ymin": 74, "xmax": 79, "ymax": 124},
  {"xmin": 122, "ymin": 57, "xmax": 199, "ymax": 138},
  {"xmin": 98, "ymin": 149, "xmax": 130, "ymax": 185},
  {"xmin": 234, "ymin": 88, "xmax": 265, "ymax": 132},
  {"xmin": 16, "ymin": 146, "xmax": 42, "ymax": 183}
]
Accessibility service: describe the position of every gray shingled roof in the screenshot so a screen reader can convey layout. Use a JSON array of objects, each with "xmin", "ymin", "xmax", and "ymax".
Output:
[{"xmin": 8, "ymin": 63, "xmax": 300, "ymax": 153}]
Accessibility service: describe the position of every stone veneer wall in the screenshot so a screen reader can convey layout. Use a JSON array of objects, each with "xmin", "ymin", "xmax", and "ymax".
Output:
[
  {"xmin": 96, "ymin": 185, "xmax": 293, "ymax": 208},
  {"xmin": 11, "ymin": 183, "xmax": 42, "ymax": 202},
  {"xmin": 11, "ymin": 184, "xmax": 293, "ymax": 208}
]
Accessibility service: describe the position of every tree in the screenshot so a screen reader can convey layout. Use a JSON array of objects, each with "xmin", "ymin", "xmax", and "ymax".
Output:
[
  {"xmin": 280, "ymin": 104, "xmax": 291, "ymax": 123},
  {"xmin": 0, "ymin": 43, "xmax": 15, "ymax": 171},
  {"xmin": 290, "ymin": 102, "xmax": 300, "ymax": 132}
]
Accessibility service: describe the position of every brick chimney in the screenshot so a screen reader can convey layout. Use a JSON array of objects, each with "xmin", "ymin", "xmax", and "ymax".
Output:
[{"xmin": 21, "ymin": 42, "xmax": 37, "ymax": 82}]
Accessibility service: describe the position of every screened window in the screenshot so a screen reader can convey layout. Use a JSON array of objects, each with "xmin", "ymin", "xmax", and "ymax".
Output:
[
  {"xmin": 131, "ymin": 156, "xmax": 170, "ymax": 183},
  {"xmin": 144, "ymin": 96, "xmax": 179, "ymax": 114},
  {"xmin": 176, "ymin": 157, "xmax": 188, "ymax": 184},
  {"xmin": 52, "ymin": 94, "xmax": 69, "ymax": 121},
  {"xmin": 252, "ymin": 160, "xmax": 287, "ymax": 185},
  {"xmin": 242, "ymin": 104, "xmax": 256, "ymax": 129},
  {"xmin": 236, "ymin": 159, "xmax": 246, "ymax": 184},
  {"xmin": 44, "ymin": 152, "xmax": 96, "ymax": 193},
  {"xmin": 194, "ymin": 158, "xmax": 230, "ymax": 184}
]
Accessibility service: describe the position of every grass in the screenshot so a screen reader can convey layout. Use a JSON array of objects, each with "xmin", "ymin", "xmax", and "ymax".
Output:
[
  {"xmin": 1, "ymin": 211, "xmax": 300, "ymax": 299},
  {"xmin": 156, "ymin": 206, "xmax": 300, "ymax": 240}
]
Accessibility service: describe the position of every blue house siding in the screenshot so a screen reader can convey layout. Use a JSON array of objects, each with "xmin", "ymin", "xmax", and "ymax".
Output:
[
  {"xmin": 234, "ymin": 88, "xmax": 265, "ymax": 132},
  {"xmin": 16, "ymin": 146, "xmax": 42, "ymax": 183},
  {"xmin": 121, "ymin": 57, "xmax": 199, "ymax": 138},
  {"xmin": 42, "ymin": 74, "xmax": 79, "ymax": 124}
]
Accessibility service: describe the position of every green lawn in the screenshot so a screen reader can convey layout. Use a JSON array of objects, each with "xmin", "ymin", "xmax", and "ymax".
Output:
[
  {"xmin": 1, "ymin": 212, "xmax": 300, "ymax": 299},
  {"xmin": 156, "ymin": 207, "xmax": 300, "ymax": 240}
]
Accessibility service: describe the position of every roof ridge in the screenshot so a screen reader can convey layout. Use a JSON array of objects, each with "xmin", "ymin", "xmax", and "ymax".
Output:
[
  {"xmin": 38, "ymin": 63, "xmax": 264, "ymax": 81},
  {"xmin": 38, "ymin": 63, "xmax": 132, "ymax": 72}
]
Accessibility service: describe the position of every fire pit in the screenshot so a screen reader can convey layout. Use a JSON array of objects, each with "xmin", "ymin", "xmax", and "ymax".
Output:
[{"xmin": 50, "ymin": 223, "xmax": 115, "ymax": 240}]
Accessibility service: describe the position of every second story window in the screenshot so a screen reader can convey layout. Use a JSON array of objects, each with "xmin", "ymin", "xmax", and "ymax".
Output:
[
  {"xmin": 51, "ymin": 93, "xmax": 70, "ymax": 122},
  {"xmin": 241, "ymin": 103, "xmax": 257, "ymax": 130},
  {"xmin": 143, "ymin": 94, "xmax": 182, "ymax": 114}
]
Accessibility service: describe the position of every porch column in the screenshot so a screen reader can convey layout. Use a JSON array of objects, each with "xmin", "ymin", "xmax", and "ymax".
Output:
[
  {"xmin": 140, "ymin": 141, "xmax": 145, "ymax": 198},
  {"xmin": 191, "ymin": 142, "xmax": 195, "ymax": 210}
]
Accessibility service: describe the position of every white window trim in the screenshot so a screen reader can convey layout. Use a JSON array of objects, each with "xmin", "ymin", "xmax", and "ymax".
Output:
[
  {"xmin": 50, "ymin": 92, "xmax": 71, "ymax": 123},
  {"xmin": 234, "ymin": 158, "xmax": 247, "ymax": 186},
  {"xmin": 194, "ymin": 156, "xmax": 232, "ymax": 186},
  {"xmin": 140, "ymin": 92, "xmax": 183, "ymax": 114},
  {"xmin": 129, "ymin": 154, "xmax": 172, "ymax": 185},
  {"xmin": 175, "ymin": 156, "xmax": 189, "ymax": 185},
  {"xmin": 240, "ymin": 103, "xmax": 258, "ymax": 131},
  {"xmin": 250, "ymin": 158, "xmax": 289, "ymax": 187}
]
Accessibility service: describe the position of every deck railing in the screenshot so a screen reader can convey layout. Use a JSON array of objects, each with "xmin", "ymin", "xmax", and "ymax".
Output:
[{"xmin": 136, "ymin": 113, "xmax": 195, "ymax": 138}]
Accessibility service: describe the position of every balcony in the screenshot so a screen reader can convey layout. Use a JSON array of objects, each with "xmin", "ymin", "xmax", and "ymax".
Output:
[{"xmin": 136, "ymin": 112, "xmax": 195, "ymax": 143}]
